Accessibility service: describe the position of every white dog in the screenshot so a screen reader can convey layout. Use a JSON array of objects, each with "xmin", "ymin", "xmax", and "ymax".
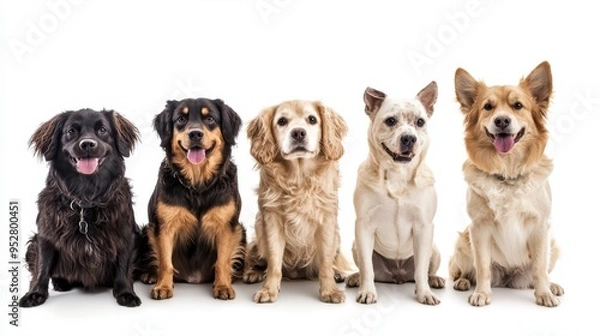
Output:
[{"xmin": 347, "ymin": 82, "xmax": 445, "ymax": 305}]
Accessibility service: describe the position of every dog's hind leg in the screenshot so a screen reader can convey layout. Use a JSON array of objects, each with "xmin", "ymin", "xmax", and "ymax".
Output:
[
  {"xmin": 51, "ymin": 278, "xmax": 76, "ymax": 292},
  {"xmin": 333, "ymin": 249, "xmax": 352, "ymax": 283},
  {"xmin": 19, "ymin": 235, "xmax": 57, "ymax": 307},
  {"xmin": 242, "ymin": 240, "xmax": 267, "ymax": 284},
  {"xmin": 428, "ymin": 245, "xmax": 445, "ymax": 289},
  {"xmin": 133, "ymin": 225, "xmax": 158, "ymax": 284},
  {"xmin": 449, "ymin": 230, "xmax": 475, "ymax": 291}
]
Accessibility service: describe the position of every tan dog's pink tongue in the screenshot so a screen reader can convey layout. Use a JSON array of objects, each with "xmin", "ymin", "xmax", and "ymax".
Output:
[
  {"xmin": 187, "ymin": 149, "xmax": 206, "ymax": 164},
  {"xmin": 77, "ymin": 158, "xmax": 99, "ymax": 175},
  {"xmin": 493, "ymin": 135, "xmax": 515, "ymax": 153}
]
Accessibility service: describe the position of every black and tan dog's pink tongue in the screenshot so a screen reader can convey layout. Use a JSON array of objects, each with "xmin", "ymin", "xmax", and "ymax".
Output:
[
  {"xmin": 493, "ymin": 134, "xmax": 515, "ymax": 153},
  {"xmin": 187, "ymin": 148, "xmax": 206, "ymax": 164},
  {"xmin": 77, "ymin": 158, "xmax": 99, "ymax": 175}
]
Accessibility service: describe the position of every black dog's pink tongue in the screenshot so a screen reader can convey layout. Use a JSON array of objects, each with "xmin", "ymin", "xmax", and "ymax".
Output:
[
  {"xmin": 77, "ymin": 158, "xmax": 99, "ymax": 175},
  {"xmin": 493, "ymin": 134, "xmax": 515, "ymax": 153},
  {"xmin": 187, "ymin": 148, "xmax": 206, "ymax": 164}
]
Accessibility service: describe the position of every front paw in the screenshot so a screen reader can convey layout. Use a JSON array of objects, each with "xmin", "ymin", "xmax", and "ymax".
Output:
[
  {"xmin": 345, "ymin": 272, "xmax": 360, "ymax": 288},
  {"xmin": 468, "ymin": 292, "xmax": 491, "ymax": 306},
  {"xmin": 243, "ymin": 269, "xmax": 265, "ymax": 284},
  {"xmin": 535, "ymin": 292, "xmax": 560, "ymax": 307},
  {"xmin": 116, "ymin": 292, "xmax": 142, "ymax": 307},
  {"xmin": 253, "ymin": 286, "xmax": 279, "ymax": 303},
  {"xmin": 356, "ymin": 287, "xmax": 377, "ymax": 304},
  {"xmin": 416, "ymin": 290, "xmax": 440, "ymax": 305},
  {"xmin": 19, "ymin": 292, "xmax": 48, "ymax": 307},
  {"xmin": 428, "ymin": 275, "xmax": 446, "ymax": 289},
  {"xmin": 213, "ymin": 284, "xmax": 236, "ymax": 300},
  {"xmin": 320, "ymin": 287, "xmax": 345, "ymax": 303},
  {"xmin": 150, "ymin": 286, "xmax": 173, "ymax": 300}
]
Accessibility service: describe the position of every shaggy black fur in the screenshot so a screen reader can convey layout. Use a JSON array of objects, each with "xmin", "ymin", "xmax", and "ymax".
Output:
[{"xmin": 19, "ymin": 109, "xmax": 141, "ymax": 307}]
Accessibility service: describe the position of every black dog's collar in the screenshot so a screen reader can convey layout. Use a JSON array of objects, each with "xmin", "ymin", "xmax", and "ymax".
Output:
[{"xmin": 60, "ymin": 196, "xmax": 102, "ymax": 236}]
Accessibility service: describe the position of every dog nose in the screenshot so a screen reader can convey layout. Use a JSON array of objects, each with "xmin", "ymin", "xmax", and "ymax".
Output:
[
  {"xmin": 494, "ymin": 116, "xmax": 511, "ymax": 130},
  {"xmin": 188, "ymin": 130, "xmax": 204, "ymax": 141},
  {"xmin": 400, "ymin": 134, "xmax": 417, "ymax": 147},
  {"xmin": 291, "ymin": 128, "xmax": 306, "ymax": 141},
  {"xmin": 79, "ymin": 139, "xmax": 97, "ymax": 151}
]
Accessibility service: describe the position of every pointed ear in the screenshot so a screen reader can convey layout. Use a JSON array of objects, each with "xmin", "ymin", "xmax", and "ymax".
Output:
[
  {"xmin": 521, "ymin": 61, "xmax": 553, "ymax": 111},
  {"xmin": 215, "ymin": 99, "xmax": 242, "ymax": 146},
  {"xmin": 455, "ymin": 68, "xmax": 482, "ymax": 113},
  {"xmin": 154, "ymin": 100, "xmax": 179, "ymax": 148},
  {"xmin": 416, "ymin": 81, "xmax": 438, "ymax": 117},
  {"xmin": 315, "ymin": 102, "xmax": 347, "ymax": 161},
  {"xmin": 105, "ymin": 110, "xmax": 140, "ymax": 157},
  {"xmin": 29, "ymin": 113, "xmax": 68, "ymax": 161},
  {"xmin": 364, "ymin": 87, "xmax": 387, "ymax": 118},
  {"xmin": 247, "ymin": 106, "xmax": 277, "ymax": 165}
]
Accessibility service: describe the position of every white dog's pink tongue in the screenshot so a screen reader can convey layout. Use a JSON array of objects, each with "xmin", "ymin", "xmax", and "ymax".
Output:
[
  {"xmin": 77, "ymin": 158, "xmax": 99, "ymax": 175},
  {"xmin": 187, "ymin": 148, "xmax": 206, "ymax": 164},
  {"xmin": 493, "ymin": 134, "xmax": 515, "ymax": 153}
]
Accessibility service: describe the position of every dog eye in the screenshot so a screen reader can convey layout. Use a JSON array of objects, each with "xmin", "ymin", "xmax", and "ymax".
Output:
[
  {"xmin": 277, "ymin": 117, "xmax": 287, "ymax": 126},
  {"xmin": 205, "ymin": 116, "xmax": 215, "ymax": 124},
  {"xmin": 416, "ymin": 118, "xmax": 425, "ymax": 127},
  {"xmin": 385, "ymin": 117, "xmax": 397, "ymax": 127},
  {"xmin": 67, "ymin": 127, "xmax": 77, "ymax": 135},
  {"xmin": 99, "ymin": 126, "xmax": 108, "ymax": 134},
  {"xmin": 514, "ymin": 102, "xmax": 523, "ymax": 110},
  {"xmin": 308, "ymin": 116, "xmax": 317, "ymax": 125},
  {"xmin": 483, "ymin": 103, "xmax": 493, "ymax": 111},
  {"xmin": 177, "ymin": 116, "xmax": 187, "ymax": 124}
]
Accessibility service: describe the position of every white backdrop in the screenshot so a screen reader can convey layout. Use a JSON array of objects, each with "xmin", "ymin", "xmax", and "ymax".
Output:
[{"xmin": 2, "ymin": 0, "xmax": 599, "ymax": 335}]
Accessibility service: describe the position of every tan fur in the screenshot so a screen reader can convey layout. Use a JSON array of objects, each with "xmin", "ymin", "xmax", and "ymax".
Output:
[
  {"xmin": 244, "ymin": 100, "xmax": 350, "ymax": 303},
  {"xmin": 171, "ymin": 125, "xmax": 224, "ymax": 185},
  {"xmin": 201, "ymin": 201, "xmax": 242, "ymax": 299},
  {"xmin": 449, "ymin": 61, "xmax": 564, "ymax": 307},
  {"xmin": 150, "ymin": 202, "xmax": 197, "ymax": 300}
]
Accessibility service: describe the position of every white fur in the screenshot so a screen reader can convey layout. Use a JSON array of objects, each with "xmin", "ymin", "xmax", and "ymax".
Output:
[{"xmin": 353, "ymin": 87, "xmax": 442, "ymax": 305}]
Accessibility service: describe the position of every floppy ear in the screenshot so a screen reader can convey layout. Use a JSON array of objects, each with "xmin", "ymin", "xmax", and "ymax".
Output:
[
  {"xmin": 105, "ymin": 110, "xmax": 140, "ymax": 157},
  {"xmin": 154, "ymin": 100, "xmax": 179, "ymax": 148},
  {"xmin": 521, "ymin": 61, "xmax": 553, "ymax": 113},
  {"xmin": 364, "ymin": 87, "xmax": 387, "ymax": 118},
  {"xmin": 29, "ymin": 113, "xmax": 67, "ymax": 161},
  {"xmin": 247, "ymin": 106, "xmax": 277, "ymax": 165},
  {"xmin": 215, "ymin": 99, "xmax": 242, "ymax": 146},
  {"xmin": 455, "ymin": 68, "xmax": 482, "ymax": 113},
  {"xmin": 315, "ymin": 102, "xmax": 347, "ymax": 161},
  {"xmin": 416, "ymin": 81, "xmax": 438, "ymax": 117}
]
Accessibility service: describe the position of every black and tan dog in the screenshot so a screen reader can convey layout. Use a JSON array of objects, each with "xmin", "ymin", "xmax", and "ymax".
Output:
[
  {"xmin": 20, "ymin": 109, "xmax": 141, "ymax": 307},
  {"xmin": 136, "ymin": 98, "xmax": 246, "ymax": 300}
]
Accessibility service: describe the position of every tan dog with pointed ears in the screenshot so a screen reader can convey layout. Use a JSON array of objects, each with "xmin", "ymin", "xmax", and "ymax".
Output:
[{"xmin": 449, "ymin": 61, "xmax": 564, "ymax": 307}]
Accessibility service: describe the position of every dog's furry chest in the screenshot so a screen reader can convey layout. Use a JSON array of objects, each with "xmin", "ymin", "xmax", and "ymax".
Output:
[
  {"xmin": 467, "ymin": 172, "xmax": 552, "ymax": 267},
  {"xmin": 356, "ymin": 176, "xmax": 436, "ymax": 260}
]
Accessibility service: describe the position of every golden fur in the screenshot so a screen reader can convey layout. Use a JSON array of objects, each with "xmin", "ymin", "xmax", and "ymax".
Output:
[
  {"xmin": 449, "ymin": 61, "xmax": 564, "ymax": 307},
  {"xmin": 243, "ymin": 100, "xmax": 351, "ymax": 303}
]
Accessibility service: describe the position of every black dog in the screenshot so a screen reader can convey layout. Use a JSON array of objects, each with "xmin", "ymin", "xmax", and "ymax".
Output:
[
  {"xmin": 136, "ymin": 98, "xmax": 246, "ymax": 300},
  {"xmin": 20, "ymin": 109, "xmax": 141, "ymax": 307}
]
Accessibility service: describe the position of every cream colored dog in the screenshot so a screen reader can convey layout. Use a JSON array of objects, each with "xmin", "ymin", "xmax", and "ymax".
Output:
[
  {"xmin": 243, "ymin": 100, "xmax": 351, "ymax": 303},
  {"xmin": 449, "ymin": 61, "xmax": 564, "ymax": 307},
  {"xmin": 347, "ymin": 82, "xmax": 445, "ymax": 305}
]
